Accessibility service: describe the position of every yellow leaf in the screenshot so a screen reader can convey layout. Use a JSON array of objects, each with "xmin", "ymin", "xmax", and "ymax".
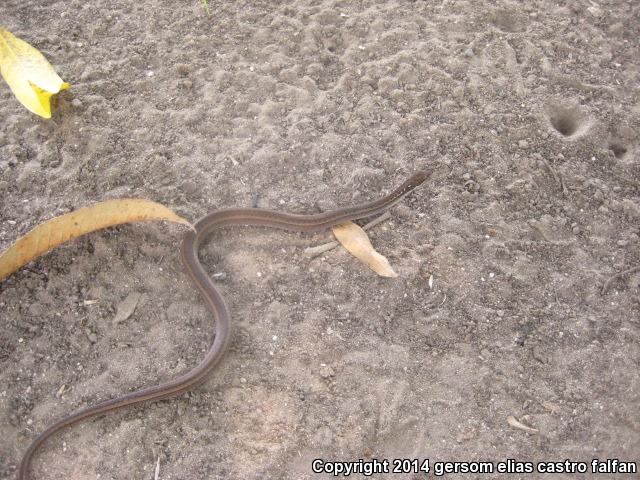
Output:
[
  {"xmin": 0, "ymin": 27, "xmax": 70, "ymax": 118},
  {"xmin": 332, "ymin": 221, "xmax": 398, "ymax": 278},
  {"xmin": 0, "ymin": 199, "xmax": 192, "ymax": 282}
]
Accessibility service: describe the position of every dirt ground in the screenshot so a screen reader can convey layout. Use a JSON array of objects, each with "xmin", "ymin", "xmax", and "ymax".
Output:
[{"xmin": 1, "ymin": 0, "xmax": 639, "ymax": 479}]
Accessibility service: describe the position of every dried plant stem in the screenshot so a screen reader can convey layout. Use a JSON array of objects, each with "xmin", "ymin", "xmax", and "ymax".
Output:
[
  {"xmin": 303, "ymin": 211, "xmax": 391, "ymax": 258},
  {"xmin": 602, "ymin": 265, "xmax": 640, "ymax": 295}
]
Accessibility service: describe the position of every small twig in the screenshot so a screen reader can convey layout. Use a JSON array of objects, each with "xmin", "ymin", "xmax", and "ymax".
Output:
[
  {"xmin": 507, "ymin": 415, "xmax": 539, "ymax": 434},
  {"xmin": 154, "ymin": 457, "xmax": 160, "ymax": 480},
  {"xmin": 303, "ymin": 211, "xmax": 391, "ymax": 258},
  {"xmin": 539, "ymin": 156, "xmax": 568, "ymax": 196},
  {"xmin": 540, "ymin": 156, "xmax": 560, "ymax": 186},
  {"xmin": 602, "ymin": 265, "xmax": 640, "ymax": 295},
  {"xmin": 558, "ymin": 171, "xmax": 568, "ymax": 197}
]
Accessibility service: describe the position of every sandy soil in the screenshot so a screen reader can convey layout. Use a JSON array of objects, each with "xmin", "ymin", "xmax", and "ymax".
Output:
[{"xmin": 1, "ymin": 0, "xmax": 639, "ymax": 479}]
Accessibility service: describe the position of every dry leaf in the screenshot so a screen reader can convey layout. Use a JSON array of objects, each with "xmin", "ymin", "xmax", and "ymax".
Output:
[
  {"xmin": 0, "ymin": 199, "xmax": 192, "ymax": 282},
  {"xmin": 0, "ymin": 27, "xmax": 70, "ymax": 118},
  {"xmin": 332, "ymin": 221, "xmax": 398, "ymax": 277},
  {"xmin": 507, "ymin": 415, "xmax": 539, "ymax": 434}
]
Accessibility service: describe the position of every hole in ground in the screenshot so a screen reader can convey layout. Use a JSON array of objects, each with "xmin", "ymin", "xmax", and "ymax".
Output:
[
  {"xmin": 490, "ymin": 10, "xmax": 525, "ymax": 32},
  {"xmin": 546, "ymin": 105, "xmax": 587, "ymax": 138},
  {"xmin": 609, "ymin": 142, "xmax": 627, "ymax": 159}
]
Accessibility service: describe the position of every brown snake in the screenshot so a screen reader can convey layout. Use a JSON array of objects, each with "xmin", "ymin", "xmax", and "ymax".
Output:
[{"xmin": 17, "ymin": 170, "xmax": 429, "ymax": 479}]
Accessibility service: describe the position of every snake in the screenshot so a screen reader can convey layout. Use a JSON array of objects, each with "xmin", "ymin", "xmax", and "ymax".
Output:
[{"xmin": 16, "ymin": 170, "xmax": 429, "ymax": 479}]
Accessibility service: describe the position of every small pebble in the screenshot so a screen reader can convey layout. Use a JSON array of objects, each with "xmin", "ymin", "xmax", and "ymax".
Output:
[
  {"xmin": 617, "ymin": 239, "xmax": 628, "ymax": 247},
  {"xmin": 532, "ymin": 346, "xmax": 547, "ymax": 363},
  {"xmin": 319, "ymin": 365, "xmax": 335, "ymax": 379},
  {"xmin": 71, "ymin": 98, "xmax": 83, "ymax": 108},
  {"xmin": 85, "ymin": 328, "xmax": 97, "ymax": 343},
  {"xmin": 518, "ymin": 139, "xmax": 529, "ymax": 149},
  {"xmin": 463, "ymin": 48, "xmax": 474, "ymax": 57}
]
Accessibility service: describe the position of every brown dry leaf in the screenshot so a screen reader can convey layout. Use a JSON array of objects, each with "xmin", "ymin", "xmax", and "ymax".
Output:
[
  {"xmin": 332, "ymin": 221, "xmax": 398, "ymax": 278},
  {"xmin": 0, "ymin": 199, "xmax": 192, "ymax": 282}
]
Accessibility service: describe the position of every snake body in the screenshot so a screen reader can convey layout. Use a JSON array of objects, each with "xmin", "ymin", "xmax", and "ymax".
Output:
[{"xmin": 17, "ymin": 171, "xmax": 429, "ymax": 479}]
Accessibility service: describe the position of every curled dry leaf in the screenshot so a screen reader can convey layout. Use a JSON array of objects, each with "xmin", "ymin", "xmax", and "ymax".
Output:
[
  {"xmin": 0, "ymin": 199, "xmax": 192, "ymax": 282},
  {"xmin": 331, "ymin": 221, "xmax": 398, "ymax": 278},
  {"xmin": 507, "ymin": 415, "xmax": 539, "ymax": 434},
  {"xmin": 0, "ymin": 27, "xmax": 70, "ymax": 118}
]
